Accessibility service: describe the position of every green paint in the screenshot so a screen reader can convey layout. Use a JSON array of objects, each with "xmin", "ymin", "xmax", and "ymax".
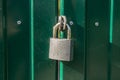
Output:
[
  {"xmin": 108, "ymin": 0, "xmax": 114, "ymax": 79},
  {"xmin": 60, "ymin": 31, "xmax": 64, "ymax": 39},
  {"xmin": 60, "ymin": 0, "xmax": 64, "ymax": 15},
  {"xmin": 59, "ymin": 0, "xmax": 64, "ymax": 80},
  {"xmin": 110, "ymin": 0, "xmax": 114, "ymax": 43},
  {"xmin": 60, "ymin": 31, "xmax": 64, "ymax": 80},
  {"xmin": 30, "ymin": 0, "xmax": 34, "ymax": 79},
  {"xmin": 60, "ymin": 62, "xmax": 64, "ymax": 80}
]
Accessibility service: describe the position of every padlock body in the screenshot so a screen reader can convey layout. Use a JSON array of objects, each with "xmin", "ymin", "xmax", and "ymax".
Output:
[{"xmin": 49, "ymin": 38, "xmax": 73, "ymax": 61}]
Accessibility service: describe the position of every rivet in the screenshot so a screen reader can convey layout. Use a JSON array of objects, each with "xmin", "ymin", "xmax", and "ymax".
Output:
[
  {"xmin": 17, "ymin": 20, "xmax": 22, "ymax": 25},
  {"xmin": 69, "ymin": 21, "xmax": 74, "ymax": 25},
  {"xmin": 95, "ymin": 22, "xmax": 99, "ymax": 27}
]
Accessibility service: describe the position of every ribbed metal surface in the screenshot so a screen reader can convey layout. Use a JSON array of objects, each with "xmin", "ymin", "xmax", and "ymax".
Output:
[{"xmin": 0, "ymin": 0, "xmax": 120, "ymax": 80}]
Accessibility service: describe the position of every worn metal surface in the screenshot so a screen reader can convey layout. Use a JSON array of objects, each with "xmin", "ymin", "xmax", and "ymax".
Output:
[
  {"xmin": 34, "ymin": 0, "xmax": 57, "ymax": 80},
  {"xmin": 111, "ymin": 0, "xmax": 120, "ymax": 79},
  {"xmin": 86, "ymin": 0, "xmax": 110, "ymax": 80},
  {"xmin": 49, "ymin": 38, "xmax": 73, "ymax": 61},
  {"xmin": 63, "ymin": 0, "xmax": 85, "ymax": 80},
  {"xmin": 0, "ymin": 0, "xmax": 3, "ymax": 79},
  {"xmin": 6, "ymin": 0, "xmax": 30, "ymax": 79}
]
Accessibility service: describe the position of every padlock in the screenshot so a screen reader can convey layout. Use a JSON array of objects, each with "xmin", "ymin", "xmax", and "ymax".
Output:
[{"xmin": 49, "ymin": 23, "xmax": 73, "ymax": 61}]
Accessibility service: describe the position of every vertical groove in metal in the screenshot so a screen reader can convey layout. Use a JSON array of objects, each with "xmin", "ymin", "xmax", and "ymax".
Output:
[
  {"xmin": 84, "ymin": 1, "xmax": 87, "ymax": 80},
  {"xmin": 30, "ymin": 0, "xmax": 34, "ymax": 79},
  {"xmin": 2, "ymin": 0, "xmax": 8, "ymax": 79}
]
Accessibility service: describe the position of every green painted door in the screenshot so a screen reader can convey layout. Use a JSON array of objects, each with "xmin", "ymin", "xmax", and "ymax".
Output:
[
  {"xmin": 6, "ymin": 0, "xmax": 30, "ymax": 80},
  {"xmin": 111, "ymin": 0, "xmax": 120, "ymax": 80},
  {"xmin": 86, "ymin": 0, "xmax": 110, "ymax": 80},
  {"xmin": 63, "ymin": 0, "xmax": 85, "ymax": 80},
  {"xmin": 0, "ymin": 0, "xmax": 120, "ymax": 80},
  {"xmin": 34, "ymin": 0, "xmax": 57, "ymax": 80}
]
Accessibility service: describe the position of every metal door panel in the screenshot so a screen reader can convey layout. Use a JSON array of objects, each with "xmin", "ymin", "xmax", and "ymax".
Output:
[
  {"xmin": 86, "ymin": 0, "xmax": 110, "ymax": 80},
  {"xmin": 63, "ymin": 0, "xmax": 86, "ymax": 80},
  {"xmin": 111, "ymin": 0, "xmax": 120, "ymax": 79},
  {"xmin": 34, "ymin": 0, "xmax": 57, "ymax": 80},
  {"xmin": 6, "ymin": 0, "xmax": 30, "ymax": 79}
]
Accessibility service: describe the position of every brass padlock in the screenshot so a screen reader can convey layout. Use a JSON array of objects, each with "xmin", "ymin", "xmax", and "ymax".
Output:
[{"xmin": 49, "ymin": 23, "xmax": 73, "ymax": 61}]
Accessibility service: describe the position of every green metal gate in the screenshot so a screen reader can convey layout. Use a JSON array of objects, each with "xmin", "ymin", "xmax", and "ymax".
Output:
[{"xmin": 0, "ymin": 0, "xmax": 120, "ymax": 80}]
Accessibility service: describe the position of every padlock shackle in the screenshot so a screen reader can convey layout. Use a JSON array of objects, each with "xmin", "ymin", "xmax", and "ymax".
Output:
[
  {"xmin": 66, "ymin": 24, "xmax": 71, "ymax": 39},
  {"xmin": 53, "ymin": 23, "xmax": 71, "ymax": 39},
  {"xmin": 58, "ymin": 16, "xmax": 67, "ymax": 30},
  {"xmin": 53, "ymin": 23, "xmax": 60, "ymax": 38}
]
